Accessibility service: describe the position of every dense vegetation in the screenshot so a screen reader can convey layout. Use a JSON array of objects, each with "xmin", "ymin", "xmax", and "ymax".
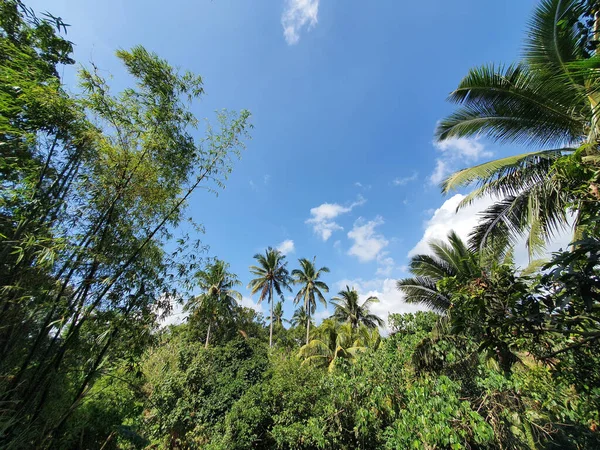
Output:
[{"xmin": 0, "ymin": 0, "xmax": 599, "ymax": 448}]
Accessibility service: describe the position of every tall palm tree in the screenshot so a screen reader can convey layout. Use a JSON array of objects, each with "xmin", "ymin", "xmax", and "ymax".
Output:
[
  {"xmin": 248, "ymin": 247, "xmax": 292, "ymax": 347},
  {"xmin": 185, "ymin": 259, "xmax": 241, "ymax": 348},
  {"xmin": 436, "ymin": 0, "xmax": 600, "ymax": 255},
  {"xmin": 298, "ymin": 319, "xmax": 380, "ymax": 371},
  {"xmin": 292, "ymin": 257, "xmax": 330, "ymax": 345},
  {"xmin": 396, "ymin": 231, "xmax": 485, "ymax": 313},
  {"xmin": 331, "ymin": 286, "xmax": 384, "ymax": 329}
]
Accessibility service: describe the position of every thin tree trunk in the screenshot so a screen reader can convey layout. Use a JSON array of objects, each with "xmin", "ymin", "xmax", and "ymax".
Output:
[
  {"xmin": 269, "ymin": 284, "xmax": 274, "ymax": 348},
  {"xmin": 306, "ymin": 313, "xmax": 310, "ymax": 346},
  {"xmin": 205, "ymin": 321, "xmax": 211, "ymax": 349},
  {"xmin": 305, "ymin": 296, "xmax": 311, "ymax": 345}
]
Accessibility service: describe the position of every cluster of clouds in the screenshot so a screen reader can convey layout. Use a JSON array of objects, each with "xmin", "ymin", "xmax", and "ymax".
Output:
[
  {"xmin": 306, "ymin": 196, "xmax": 397, "ymax": 277},
  {"xmin": 306, "ymin": 196, "xmax": 366, "ymax": 241}
]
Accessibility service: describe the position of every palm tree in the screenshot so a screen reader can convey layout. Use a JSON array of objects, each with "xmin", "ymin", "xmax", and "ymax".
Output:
[
  {"xmin": 331, "ymin": 286, "xmax": 384, "ymax": 329},
  {"xmin": 396, "ymin": 231, "xmax": 485, "ymax": 313},
  {"xmin": 436, "ymin": 0, "xmax": 600, "ymax": 255},
  {"xmin": 185, "ymin": 259, "xmax": 241, "ymax": 348},
  {"xmin": 298, "ymin": 319, "xmax": 380, "ymax": 371},
  {"xmin": 270, "ymin": 301, "xmax": 288, "ymax": 328},
  {"xmin": 292, "ymin": 257, "xmax": 330, "ymax": 345},
  {"xmin": 248, "ymin": 247, "xmax": 292, "ymax": 347},
  {"xmin": 290, "ymin": 306, "xmax": 313, "ymax": 330}
]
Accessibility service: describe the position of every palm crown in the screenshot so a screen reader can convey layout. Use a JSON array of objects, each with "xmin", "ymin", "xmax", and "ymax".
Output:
[
  {"xmin": 185, "ymin": 259, "xmax": 241, "ymax": 347},
  {"xmin": 437, "ymin": 0, "xmax": 600, "ymax": 255},
  {"xmin": 331, "ymin": 286, "xmax": 384, "ymax": 329},
  {"xmin": 270, "ymin": 301, "xmax": 287, "ymax": 328},
  {"xmin": 248, "ymin": 247, "xmax": 292, "ymax": 347},
  {"xmin": 290, "ymin": 306, "xmax": 313, "ymax": 330},
  {"xmin": 298, "ymin": 319, "xmax": 380, "ymax": 371},
  {"xmin": 396, "ymin": 231, "xmax": 506, "ymax": 313},
  {"xmin": 292, "ymin": 257, "xmax": 330, "ymax": 345}
]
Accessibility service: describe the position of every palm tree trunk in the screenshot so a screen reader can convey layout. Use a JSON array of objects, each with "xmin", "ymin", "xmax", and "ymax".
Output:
[
  {"xmin": 269, "ymin": 284, "xmax": 273, "ymax": 348},
  {"xmin": 306, "ymin": 315, "xmax": 310, "ymax": 346},
  {"xmin": 205, "ymin": 321, "xmax": 211, "ymax": 349},
  {"xmin": 305, "ymin": 297, "xmax": 311, "ymax": 345}
]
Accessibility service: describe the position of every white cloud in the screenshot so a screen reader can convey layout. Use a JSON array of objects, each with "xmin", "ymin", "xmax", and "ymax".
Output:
[
  {"xmin": 239, "ymin": 296, "xmax": 264, "ymax": 314},
  {"xmin": 409, "ymin": 194, "xmax": 495, "ymax": 257},
  {"xmin": 281, "ymin": 0, "xmax": 320, "ymax": 45},
  {"xmin": 306, "ymin": 196, "xmax": 366, "ymax": 241},
  {"xmin": 435, "ymin": 137, "xmax": 492, "ymax": 161},
  {"xmin": 409, "ymin": 194, "xmax": 574, "ymax": 269},
  {"xmin": 428, "ymin": 137, "xmax": 492, "ymax": 185},
  {"xmin": 313, "ymin": 308, "xmax": 332, "ymax": 324},
  {"xmin": 393, "ymin": 171, "xmax": 419, "ymax": 186},
  {"xmin": 264, "ymin": 174, "xmax": 271, "ymax": 185},
  {"xmin": 347, "ymin": 216, "xmax": 389, "ymax": 262},
  {"xmin": 277, "ymin": 239, "xmax": 295, "ymax": 255},
  {"xmin": 334, "ymin": 278, "xmax": 425, "ymax": 332}
]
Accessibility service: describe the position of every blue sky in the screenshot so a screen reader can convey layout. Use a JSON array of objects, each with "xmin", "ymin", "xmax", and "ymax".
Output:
[{"xmin": 34, "ymin": 0, "xmax": 572, "ymax": 326}]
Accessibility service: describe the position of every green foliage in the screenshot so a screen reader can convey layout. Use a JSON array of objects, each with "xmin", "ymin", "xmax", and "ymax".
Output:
[
  {"xmin": 144, "ymin": 337, "xmax": 269, "ymax": 448},
  {"xmin": 59, "ymin": 364, "xmax": 148, "ymax": 449},
  {"xmin": 210, "ymin": 356, "xmax": 327, "ymax": 450},
  {"xmin": 298, "ymin": 319, "xmax": 380, "ymax": 371},
  {"xmin": 185, "ymin": 258, "xmax": 242, "ymax": 347},
  {"xmin": 388, "ymin": 310, "xmax": 439, "ymax": 335},
  {"xmin": 383, "ymin": 376, "xmax": 494, "ymax": 449}
]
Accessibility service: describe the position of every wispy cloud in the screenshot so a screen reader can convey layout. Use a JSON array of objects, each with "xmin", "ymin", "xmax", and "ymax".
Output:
[
  {"xmin": 428, "ymin": 159, "xmax": 450, "ymax": 186},
  {"xmin": 375, "ymin": 253, "xmax": 395, "ymax": 276},
  {"xmin": 393, "ymin": 171, "xmax": 418, "ymax": 186},
  {"xmin": 306, "ymin": 196, "xmax": 366, "ymax": 241},
  {"xmin": 277, "ymin": 239, "xmax": 295, "ymax": 255},
  {"xmin": 428, "ymin": 137, "xmax": 492, "ymax": 185},
  {"xmin": 281, "ymin": 0, "xmax": 320, "ymax": 45},
  {"xmin": 249, "ymin": 174, "xmax": 271, "ymax": 191},
  {"xmin": 347, "ymin": 216, "xmax": 389, "ymax": 262}
]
